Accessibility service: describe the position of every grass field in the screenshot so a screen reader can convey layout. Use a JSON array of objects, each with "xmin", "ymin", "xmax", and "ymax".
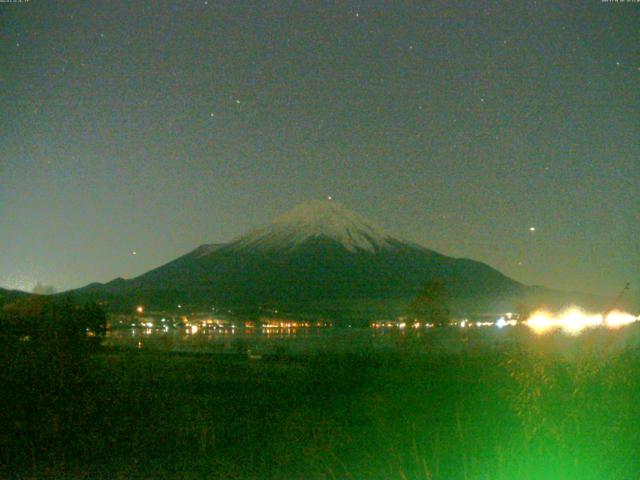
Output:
[{"xmin": 2, "ymin": 327, "xmax": 640, "ymax": 479}]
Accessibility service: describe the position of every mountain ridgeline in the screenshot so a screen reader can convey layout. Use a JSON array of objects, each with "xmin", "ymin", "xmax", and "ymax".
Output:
[
  {"xmin": 0, "ymin": 288, "xmax": 35, "ymax": 307},
  {"xmin": 70, "ymin": 200, "xmax": 602, "ymax": 320}
]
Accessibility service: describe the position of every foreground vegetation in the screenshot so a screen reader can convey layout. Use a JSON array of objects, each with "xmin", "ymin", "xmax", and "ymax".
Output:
[{"xmin": 1, "ymin": 301, "xmax": 639, "ymax": 479}]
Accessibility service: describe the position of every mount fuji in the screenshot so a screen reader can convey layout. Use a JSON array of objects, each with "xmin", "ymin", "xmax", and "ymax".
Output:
[
  {"xmin": 72, "ymin": 200, "xmax": 533, "ymax": 319},
  {"xmin": 225, "ymin": 200, "xmax": 401, "ymax": 253}
]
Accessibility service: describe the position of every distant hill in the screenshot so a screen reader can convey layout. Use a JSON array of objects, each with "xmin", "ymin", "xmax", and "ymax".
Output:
[
  {"xmin": 67, "ymin": 200, "xmax": 612, "ymax": 321},
  {"xmin": 0, "ymin": 288, "xmax": 35, "ymax": 305}
]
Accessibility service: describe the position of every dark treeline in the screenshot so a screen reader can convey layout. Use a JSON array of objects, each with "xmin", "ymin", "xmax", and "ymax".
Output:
[{"xmin": 0, "ymin": 297, "xmax": 107, "ymax": 476}]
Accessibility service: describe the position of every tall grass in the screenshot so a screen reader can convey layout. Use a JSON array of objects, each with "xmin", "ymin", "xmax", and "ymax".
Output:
[{"xmin": 2, "ymin": 326, "xmax": 640, "ymax": 479}]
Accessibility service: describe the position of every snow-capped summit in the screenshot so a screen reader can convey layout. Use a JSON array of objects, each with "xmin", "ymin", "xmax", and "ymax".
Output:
[{"xmin": 226, "ymin": 199, "xmax": 400, "ymax": 253}]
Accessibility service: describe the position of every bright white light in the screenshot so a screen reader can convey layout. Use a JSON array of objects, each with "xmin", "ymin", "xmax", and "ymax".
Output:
[
  {"xmin": 604, "ymin": 310, "xmax": 637, "ymax": 329},
  {"xmin": 496, "ymin": 317, "xmax": 507, "ymax": 328},
  {"xmin": 560, "ymin": 308, "xmax": 601, "ymax": 335},
  {"xmin": 526, "ymin": 310, "xmax": 556, "ymax": 335},
  {"xmin": 525, "ymin": 307, "xmax": 638, "ymax": 335}
]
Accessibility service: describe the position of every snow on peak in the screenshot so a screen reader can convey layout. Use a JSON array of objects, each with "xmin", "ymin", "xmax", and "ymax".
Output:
[{"xmin": 228, "ymin": 200, "xmax": 399, "ymax": 253}]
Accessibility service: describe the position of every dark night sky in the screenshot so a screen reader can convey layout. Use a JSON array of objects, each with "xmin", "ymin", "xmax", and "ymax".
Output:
[{"xmin": 1, "ymin": 0, "xmax": 638, "ymax": 296}]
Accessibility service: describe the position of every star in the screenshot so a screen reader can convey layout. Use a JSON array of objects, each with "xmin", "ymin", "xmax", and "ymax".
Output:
[{"xmin": 529, "ymin": 227, "xmax": 536, "ymax": 232}]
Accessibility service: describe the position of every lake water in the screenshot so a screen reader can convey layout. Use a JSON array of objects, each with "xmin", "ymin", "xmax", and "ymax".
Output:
[{"xmin": 104, "ymin": 323, "xmax": 640, "ymax": 358}]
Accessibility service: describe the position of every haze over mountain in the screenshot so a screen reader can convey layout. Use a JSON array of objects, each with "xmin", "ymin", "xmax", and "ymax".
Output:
[{"xmin": 69, "ymin": 200, "xmax": 606, "ymax": 320}]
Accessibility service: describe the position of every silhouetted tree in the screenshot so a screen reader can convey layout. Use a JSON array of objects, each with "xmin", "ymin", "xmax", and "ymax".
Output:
[
  {"xmin": 0, "ymin": 298, "xmax": 107, "ymax": 476},
  {"xmin": 515, "ymin": 301, "xmax": 533, "ymax": 323},
  {"xmin": 0, "ymin": 298, "xmax": 106, "ymax": 347},
  {"xmin": 408, "ymin": 279, "xmax": 451, "ymax": 326}
]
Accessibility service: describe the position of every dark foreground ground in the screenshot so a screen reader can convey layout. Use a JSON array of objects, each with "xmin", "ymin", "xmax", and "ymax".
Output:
[{"xmin": 2, "ymin": 330, "xmax": 640, "ymax": 479}]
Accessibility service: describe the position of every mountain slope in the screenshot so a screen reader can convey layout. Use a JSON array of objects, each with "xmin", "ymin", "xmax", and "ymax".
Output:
[{"xmin": 71, "ymin": 200, "xmax": 533, "ymax": 318}]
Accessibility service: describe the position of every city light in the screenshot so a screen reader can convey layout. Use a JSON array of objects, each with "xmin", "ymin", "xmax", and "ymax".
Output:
[
  {"xmin": 136, "ymin": 306, "xmax": 144, "ymax": 314},
  {"xmin": 525, "ymin": 307, "xmax": 639, "ymax": 335},
  {"xmin": 604, "ymin": 310, "xmax": 637, "ymax": 329}
]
